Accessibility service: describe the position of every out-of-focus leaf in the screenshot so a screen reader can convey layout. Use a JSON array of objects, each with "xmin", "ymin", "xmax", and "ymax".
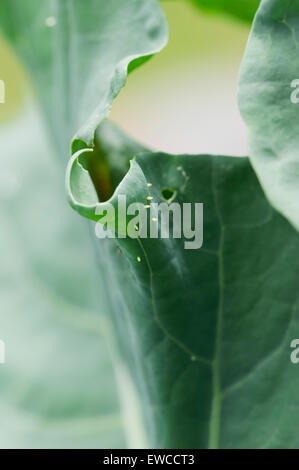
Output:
[
  {"xmin": 67, "ymin": 147, "xmax": 299, "ymax": 448},
  {"xmin": 0, "ymin": 109, "xmax": 127, "ymax": 449},
  {"xmin": 0, "ymin": 0, "xmax": 167, "ymax": 448},
  {"xmin": 0, "ymin": 0, "xmax": 168, "ymax": 154},
  {"xmin": 239, "ymin": 0, "xmax": 299, "ymax": 231},
  {"xmin": 190, "ymin": 0, "xmax": 260, "ymax": 23}
]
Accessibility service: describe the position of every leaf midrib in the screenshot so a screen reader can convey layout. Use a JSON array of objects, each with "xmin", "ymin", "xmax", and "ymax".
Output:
[{"xmin": 208, "ymin": 159, "xmax": 224, "ymax": 450}]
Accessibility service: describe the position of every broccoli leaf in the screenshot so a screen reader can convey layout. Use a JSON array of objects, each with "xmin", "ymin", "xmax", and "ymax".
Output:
[
  {"xmin": 0, "ymin": 109, "xmax": 127, "ymax": 448},
  {"xmin": 0, "ymin": 0, "xmax": 168, "ymax": 155},
  {"xmin": 2, "ymin": 0, "xmax": 299, "ymax": 449},
  {"xmin": 67, "ymin": 146, "xmax": 299, "ymax": 448},
  {"xmin": 239, "ymin": 0, "xmax": 299, "ymax": 231}
]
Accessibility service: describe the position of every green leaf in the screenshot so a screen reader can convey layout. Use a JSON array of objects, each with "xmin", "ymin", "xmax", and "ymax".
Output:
[
  {"xmin": 3, "ymin": 0, "xmax": 299, "ymax": 450},
  {"xmin": 0, "ymin": 0, "xmax": 166, "ymax": 448},
  {"xmin": 0, "ymin": 0, "xmax": 168, "ymax": 154},
  {"xmin": 67, "ymin": 145, "xmax": 299, "ymax": 448},
  {"xmin": 190, "ymin": 0, "xmax": 260, "ymax": 23},
  {"xmin": 239, "ymin": 0, "xmax": 299, "ymax": 231},
  {"xmin": 0, "ymin": 0, "xmax": 167, "ymax": 448},
  {"xmin": 0, "ymin": 107, "xmax": 130, "ymax": 448}
]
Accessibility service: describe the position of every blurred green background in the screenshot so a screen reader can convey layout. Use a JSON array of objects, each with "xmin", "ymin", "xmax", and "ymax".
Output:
[
  {"xmin": 111, "ymin": 1, "xmax": 250, "ymax": 155},
  {"xmin": 0, "ymin": 1, "xmax": 250, "ymax": 448}
]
